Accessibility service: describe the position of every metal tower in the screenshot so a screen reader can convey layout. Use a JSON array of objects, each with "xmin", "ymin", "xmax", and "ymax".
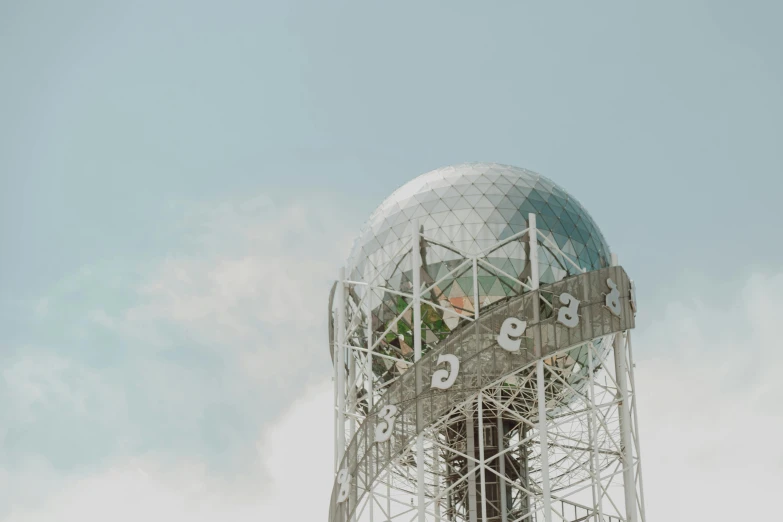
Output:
[{"xmin": 328, "ymin": 163, "xmax": 646, "ymax": 522}]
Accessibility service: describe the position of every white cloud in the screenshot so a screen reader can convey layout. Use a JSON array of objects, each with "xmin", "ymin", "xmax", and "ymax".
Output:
[
  {"xmin": 635, "ymin": 273, "xmax": 783, "ymax": 521},
  {"xmin": 109, "ymin": 198, "xmax": 353, "ymax": 385},
  {"xmin": 257, "ymin": 379, "xmax": 335, "ymax": 520},
  {"xmin": 1, "ymin": 353, "xmax": 127, "ymax": 427},
  {"xmin": 0, "ymin": 193, "xmax": 351, "ymax": 520},
  {"xmin": 2, "ymin": 380, "xmax": 334, "ymax": 522}
]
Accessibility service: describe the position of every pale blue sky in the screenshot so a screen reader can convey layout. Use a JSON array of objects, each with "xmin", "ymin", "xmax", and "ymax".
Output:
[{"xmin": 1, "ymin": 2, "xmax": 781, "ymax": 520}]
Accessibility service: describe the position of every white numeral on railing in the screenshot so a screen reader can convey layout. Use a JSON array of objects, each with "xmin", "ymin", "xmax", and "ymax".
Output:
[
  {"xmin": 557, "ymin": 293, "xmax": 580, "ymax": 328},
  {"xmin": 336, "ymin": 469, "xmax": 351, "ymax": 503},
  {"xmin": 605, "ymin": 278, "xmax": 621, "ymax": 317},
  {"xmin": 374, "ymin": 405, "xmax": 398, "ymax": 443},
  {"xmin": 431, "ymin": 354, "xmax": 459, "ymax": 390},
  {"xmin": 497, "ymin": 317, "xmax": 527, "ymax": 352}
]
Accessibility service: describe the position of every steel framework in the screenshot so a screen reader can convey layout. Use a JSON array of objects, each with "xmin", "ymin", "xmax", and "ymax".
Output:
[{"xmin": 329, "ymin": 215, "xmax": 646, "ymax": 522}]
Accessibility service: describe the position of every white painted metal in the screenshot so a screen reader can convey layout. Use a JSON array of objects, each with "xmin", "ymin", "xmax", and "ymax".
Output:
[
  {"xmin": 614, "ymin": 332, "xmax": 637, "ymax": 522},
  {"xmin": 348, "ymin": 325, "xmax": 357, "ymax": 522},
  {"xmin": 337, "ymin": 266, "xmax": 346, "ymax": 466},
  {"xmin": 362, "ymin": 287, "xmax": 375, "ymax": 522},
  {"xmin": 413, "ymin": 220, "xmax": 422, "ymax": 367},
  {"xmin": 349, "ymin": 340, "xmax": 357, "ymax": 443},
  {"xmin": 530, "ymin": 214, "xmax": 552, "ymax": 522},
  {"xmin": 333, "ymin": 310, "xmax": 339, "ymax": 474},
  {"xmin": 413, "ymin": 220, "xmax": 426, "ymax": 522},
  {"xmin": 435, "ymin": 447, "xmax": 442, "ymax": 522},
  {"xmin": 587, "ymin": 343, "xmax": 604, "ymax": 522},
  {"xmin": 330, "ymin": 218, "xmax": 647, "ymax": 522},
  {"xmin": 611, "ymin": 254, "xmax": 638, "ymax": 522},
  {"xmin": 529, "ymin": 214, "xmax": 540, "ymax": 292},
  {"xmin": 473, "ymin": 257, "xmax": 480, "ymax": 319},
  {"xmin": 626, "ymin": 332, "xmax": 647, "ymax": 522},
  {"xmin": 497, "ymin": 387, "xmax": 508, "ymax": 522},
  {"xmin": 536, "ymin": 360, "xmax": 552, "ymax": 522},
  {"xmin": 477, "ymin": 393, "xmax": 488, "ymax": 522},
  {"xmin": 466, "ymin": 402, "xmax": 479, "ymax": 522},
  {"xmin": 365, "ymin": 291, "xmax": 374, "ymax": 412}
]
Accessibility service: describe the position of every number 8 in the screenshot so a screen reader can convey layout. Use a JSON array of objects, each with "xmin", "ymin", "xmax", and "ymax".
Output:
[{"xmin": 336, "ymin": 468, "xmax": 351, "ymax": 503}]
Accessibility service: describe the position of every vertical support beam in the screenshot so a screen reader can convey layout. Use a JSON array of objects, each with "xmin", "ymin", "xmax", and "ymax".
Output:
[
  {"xmin": 583, "ymin": 267, "xmax": 603, "ymax": 522},
  {"xmin": 478, "ymin": 393, "xmax": 488, "ymax": 522},
  {"xmin": 530, "ymin": 214, "xmax": 552, "ymax": 522},
  {"xmin": 473, "ymin": 257, "xmax": 480, "ymax": 320},
  {"xmin": 536, "ymin": 361, "xmax": 552, "ymax": 522},
  {"xmin": 333, "ymin": 312, "xmax": 339, "ymax": 473},
  {"xmin": 412, "ymin": 220, "xmax": 426, "ymax": 522},
  {"xmin": 448, "ymin": 466, "xmax": 454, "ymax": 522},
  {"xmin": 435, "ymin": 447, "xmax": 442, "ymax": 522},
  {"xmin": 472, "ymin": 253, "xmax": 482, "ymax": 522},
  {"xmin": 466, "ymin": 403, "xmax": 479, "ymax": 522},
  {"xmin": 519, "ymin": 425, "xmax": 530, "ymax": 517},
  {"xmin": 349, "ymin": 344, "xmax": 357, "ymax": 442},
  {"xmin": 337, "ymin": 267, "xmax": 347, "ymax": 467},
  {"xmin": 365, "ymin": 294, "xmax": 375, "ymax": 522},
  {"xmin": 416, "ymin": 436, "xmax": 426, "ymax": 522},
  {"xmin": 614, "ymin": 332, "xmax": 637, "ymax": 522},
  {"xmin": 413, "ymin": 218, "xmax": 422, "ymax": 366},
  {"xmin": 588, "ymin": 343, "xmax": 603, "ymax": 522},
  {"xmin": 611, "ymin": 254, "xmax": 637, "ymax": 522},
  {"xmin": 587, "ymin": 414, "xmax": 598, "ymax": 518},
  {"xmin": 529, "ymin": 214, "xmax": 540, "ymax": 293},
  {"xmin": 348, "ymin": 340, "xmax": 357, "ymax": 522},
  {"xmin": 497, "ymin": 388, "xmax": 508, "ymax": 522},
  {"xmin": 626, "ymin": 332, "xmax": 647, "ymax": 522}
]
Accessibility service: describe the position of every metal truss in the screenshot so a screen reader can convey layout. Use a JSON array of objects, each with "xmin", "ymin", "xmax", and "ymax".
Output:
[{"xmin": 329, "ymin": 215, "xmax": 646, "ymax": 522}]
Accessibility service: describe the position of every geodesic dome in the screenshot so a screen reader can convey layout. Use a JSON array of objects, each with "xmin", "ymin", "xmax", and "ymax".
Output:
[{"xmin": 343, "ymin": 163, "xmax": 612, "ymax": 383}]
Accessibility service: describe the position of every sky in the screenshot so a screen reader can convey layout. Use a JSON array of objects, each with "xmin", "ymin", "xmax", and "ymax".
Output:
[{"xmin": 1, "ymin": 1, "xmax": 781, "ymax": 520}]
